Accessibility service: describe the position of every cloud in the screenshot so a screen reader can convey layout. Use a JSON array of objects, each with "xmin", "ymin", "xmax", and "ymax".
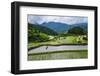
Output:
[{"xmin": 28, "ymin": 15, "xmax": 88, "ymax": 25}]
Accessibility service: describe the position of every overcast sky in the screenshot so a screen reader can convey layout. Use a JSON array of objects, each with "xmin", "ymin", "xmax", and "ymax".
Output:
[{"xmin": 28, "ymin": 15, "xmax": 88, "ymax": 25}]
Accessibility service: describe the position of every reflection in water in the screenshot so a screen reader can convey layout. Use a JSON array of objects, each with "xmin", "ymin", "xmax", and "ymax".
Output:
[{"xmin": 28, "ymin": 50, "xmax": 88, "ymax": 61}]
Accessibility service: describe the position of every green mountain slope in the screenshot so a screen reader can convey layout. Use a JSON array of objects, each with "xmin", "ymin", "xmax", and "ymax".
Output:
[{"xmin": 28, "ymin": 23, "xmax": 58, "ymax": 35}]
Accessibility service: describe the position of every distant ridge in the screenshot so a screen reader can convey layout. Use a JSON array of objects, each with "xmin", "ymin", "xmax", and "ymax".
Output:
[
  {"xmin": 42, "ymin": 22, "xmax": 70, "ymax": 34},
  {"xmin": 28, "ymin": 23, "xmax": 58, "ymax": 35},
  {"xmin": 41, "ymin": 22, "xmax": 87, "ymax": 34},
  {"xmin": 71, "ymin": 23, "xmax": 88, "ymax": 32}
]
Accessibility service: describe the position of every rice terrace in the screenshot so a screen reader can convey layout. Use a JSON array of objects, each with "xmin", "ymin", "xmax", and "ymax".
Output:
[{"xmin": 28, "ymin": 15, "xmax": 88, "ymax": 61}]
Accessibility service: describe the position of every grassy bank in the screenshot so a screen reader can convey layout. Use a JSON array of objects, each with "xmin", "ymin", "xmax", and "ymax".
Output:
[
  {"xmin": 28, "ymin": 50, "xmax": 88, "ymax": 61},
  {"xmin": 28, "ymin": 35, "xmax": 87, "ymax": 49}
]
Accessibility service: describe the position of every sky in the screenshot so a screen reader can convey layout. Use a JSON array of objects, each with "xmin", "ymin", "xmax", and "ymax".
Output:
[{"xmin": 28, "ymin": 15, "xmax": 88, "ymax": 25}]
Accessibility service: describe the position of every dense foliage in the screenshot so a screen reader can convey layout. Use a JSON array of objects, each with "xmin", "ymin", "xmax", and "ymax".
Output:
[
  {"xmin": 28, "ymin": 23, "xmax": 49, "ymax": 42},
  {"xmin": 67, "ymin": 26, "xmax": 86, "ymax": 35},
  {"xmin": 28, "ymin": 23, "xmax": 87, "ymax": 43},
  {"xmin": 29, "ymin": 23, "xmax": 58, "ymax": 35}
]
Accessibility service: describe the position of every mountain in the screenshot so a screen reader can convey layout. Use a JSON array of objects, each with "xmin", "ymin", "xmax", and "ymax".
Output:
[
  {"xmin": 42, "ymin": 22, "xmax": 70, "ymax": 34},
  {"xmin": 28, "ymin": 23, "xmax": 58, "ymax": 35},
  {"xmin": 29, "ymin": 22, "xmax": 88, "ymax": 35},
  {"xmin": 70, "ymin": 23, "xmax": 88, "ymax": 32},
  {"xmin": 42, "ymin": 22, "xmax": 87, "ymax": 34}
]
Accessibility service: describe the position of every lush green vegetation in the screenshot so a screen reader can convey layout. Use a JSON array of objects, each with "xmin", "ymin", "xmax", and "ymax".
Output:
[
  {"xmin": 28, "ymin": 35, "xmax": 87, "ymax": 49},
  {"xmin": 28, "ymin": 22, "xmax": 88, "ymax": 60},
  {"xmin": 28, "ymin": 50, "xmax": 88, "ymax": 60},
  {"xmin": 28, "ymin": 23, "xmax": 51, "ymax": 42},
  {"xmin": 67, "ymin": 26, "xmax": 86, "ymax": 35},
  {"xmin": 28, "ymin": 23, "xmax": 88, "ymax": 49}
]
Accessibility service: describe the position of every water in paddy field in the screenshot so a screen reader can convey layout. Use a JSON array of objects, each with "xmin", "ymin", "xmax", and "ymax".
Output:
[
  {"xmin": 28, "ymin": 45, "xmax": 87, "ymax": 54},
  {"xmin": 28, "ymin": 45, "xmax": 88, "ymax": 61}
]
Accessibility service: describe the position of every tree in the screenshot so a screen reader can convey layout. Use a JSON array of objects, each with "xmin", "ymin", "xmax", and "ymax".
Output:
[
  {"xmin": 28, "ymin": 23, "xmax": 49, "ymax": 42},
  {"xmin": 39, "ymin": 33, "xmax": 49, "ymax": 42},
  {"xmin": 67, "ymin": 26, "xmax": 85, "ymax": 35}
]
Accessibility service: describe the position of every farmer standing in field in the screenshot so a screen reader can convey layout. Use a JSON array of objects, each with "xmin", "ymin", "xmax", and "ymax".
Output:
[{"xmin": 46, "ymin": 46, "xmax": 48, "ymax": 50}]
